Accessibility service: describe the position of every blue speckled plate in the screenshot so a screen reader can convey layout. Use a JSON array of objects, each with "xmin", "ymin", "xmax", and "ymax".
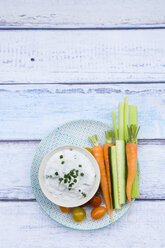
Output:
[{"xmin": 31, "ymin": 119, "xmax": 140, "ymax": 230}]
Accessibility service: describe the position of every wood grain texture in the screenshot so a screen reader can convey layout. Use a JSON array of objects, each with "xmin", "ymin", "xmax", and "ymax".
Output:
[
  {"xmin": 0, "ymin": 0, "xmax": 165, "ymax": 28},
  {"xmin": 0, "ymin": 141, "xmax": 164, "ymax": 200},
  {"xmin": 0, "ymin": 201, "xmax": 164, "ymax": 248},
  {"xmin": 1, "ymin": 30, "xmax": 165, "ymax": 83},
  {"xmin": 0, "ymin": 84, "xmax": 165, "ymax": 140}
]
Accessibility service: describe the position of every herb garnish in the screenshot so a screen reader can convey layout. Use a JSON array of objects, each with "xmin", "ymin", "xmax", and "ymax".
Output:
[
  {"xmin": 59, "ymin": 178, "xmax": 63, "ymax": 183},
  {"xmin": 56, "ymin": 169, "xmax": 81, "ymax": 191},
  {"xmin": 59, "ymin": 155, "xmax": 63, "ymax": 159},
  {"xmin": 81, "ymin": 192, "xmax": 86, "ymax": 198}
]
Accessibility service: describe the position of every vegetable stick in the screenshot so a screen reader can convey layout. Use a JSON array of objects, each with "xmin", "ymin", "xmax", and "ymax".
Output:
[
  {"xmin": 112, "ymin": 106, "xmax": 126, "ymax": 205},
  {"xmin": 104, "ymin": 130, "xmax": 114, "ymax": 222},
  {"xmin": 119, "ymin": 102, "xmax": 124, "ymax": 140},
  {"xmin": 110, "ymin": 146, "xmax": 121, "ymax": 210},
  {"xmin": 89, "ymin": 135, "xmax": 112, "ymax": 218},
  {"xmin": 129, "ymin": 105, "xmax": 140, "ymax": 198},
  {"xmin": 126, "ymin": 125, "xmax": 140, "ymax": 205},
  {"xmin": 112, "ymin": 111, "xmax": 118, "ymax": 141},
  {"xmin": 124, "ymin": 97, "xmax": 128, "ymax": 142},
  {"xmin": 116, "ymin": 140, "xmax": 126, "ymax": 204}
]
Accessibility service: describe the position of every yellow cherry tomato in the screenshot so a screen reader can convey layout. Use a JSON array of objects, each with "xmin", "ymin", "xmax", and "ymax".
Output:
[
  {"xmin": 84, "ymin": 147, "xmax": 93, "ymax": 155},
  {"xmin": 72, "ymin": 207, "xmax": 86, "ymax": 222}
]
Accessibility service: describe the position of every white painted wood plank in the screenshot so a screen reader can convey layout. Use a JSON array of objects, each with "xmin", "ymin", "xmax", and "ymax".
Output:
[
  {"xmin": 0, "ymin": 201, "xmax": 164, "ymax": 248},
  {"xmin": 0, "ymin": 141, "xmax": 164, "ymax": 200},
  {"xmin": 0, "ymin": 0, "xmax": 165, "ymax": 28},
  {"xmin": 0, "ymin": 84, "xmax": 165, "ymax": 140},
  {"xmin": 1, "ymin": 30, "xmax": 165, "ymax": 83}
]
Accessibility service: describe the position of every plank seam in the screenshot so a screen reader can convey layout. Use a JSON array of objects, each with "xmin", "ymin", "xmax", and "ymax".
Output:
[
  {"xmin": 1, "ymin": 27, "xmax": 165, "ymax": 31},
  {"xmin": 1, "ymin": 82, "xmax": 165, "ymax": 86},
  {"xmin": 0, "ymin": 139, "xmax": 164, "ymax": 144}
]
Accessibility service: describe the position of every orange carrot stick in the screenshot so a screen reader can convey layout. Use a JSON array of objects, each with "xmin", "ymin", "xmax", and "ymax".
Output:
[
  {"xmin": 126, "ymin": 125, "xmax": 140, "ymax": 205},
  {"xmin": 104, "ymin": 130, "xmax": 114, "ymax": 222},
  {"xmin": 89, "ymin": 135, "xmax": 111, "ymax": 219}
]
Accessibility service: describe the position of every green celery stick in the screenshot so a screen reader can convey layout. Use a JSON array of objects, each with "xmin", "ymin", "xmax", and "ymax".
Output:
[
  {"xmin": 118, "ymin": 102, "xmax": 124, "ymax": 140},
  {"xmin": 116, "ymin": 140, "xmax": 126, "ymax": 204},
  {"xmin": 110, "ymin": 146, "xmax": 121, "ymax": 210},
  {"xmin": 129, "ymin": 105, "xmax": 140, "ymax": 198},
  {"xmin": 112, "ymin": 111, "xmax": 118, "ymax": 141},
  {"xmin": 124, "ymin": 97, "xmax": 128, "ymax": 142},
  {"xmin": 129, "ymin": 105, "xmax": 137, "ymax": 128}
]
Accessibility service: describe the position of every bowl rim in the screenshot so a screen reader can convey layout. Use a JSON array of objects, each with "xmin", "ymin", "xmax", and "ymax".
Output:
[{"xmin": 38, "ymin": 144, "xmax": 101, "ymax": 208}]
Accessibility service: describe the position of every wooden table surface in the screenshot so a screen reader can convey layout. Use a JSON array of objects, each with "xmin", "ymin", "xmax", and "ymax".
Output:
[{"xmin": 0, "ymin": 1, "xmax": 165, "ymax": 247}]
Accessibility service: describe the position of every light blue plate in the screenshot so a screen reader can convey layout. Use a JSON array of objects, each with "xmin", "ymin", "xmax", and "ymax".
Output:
[{"xmin": 31, "ymin": 119, "xmax": 139, "ymax": 230}]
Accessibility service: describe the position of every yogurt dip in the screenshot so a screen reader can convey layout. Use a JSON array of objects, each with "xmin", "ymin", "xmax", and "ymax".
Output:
[{"xmin": 44, "ymin": 147, "xmax": 96, "ymax": 201}]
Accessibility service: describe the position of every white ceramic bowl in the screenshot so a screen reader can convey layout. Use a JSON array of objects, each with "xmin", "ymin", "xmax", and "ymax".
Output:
[{"xmin": 38, "ymin": 145, "xmax": 100, "ymax": 208}]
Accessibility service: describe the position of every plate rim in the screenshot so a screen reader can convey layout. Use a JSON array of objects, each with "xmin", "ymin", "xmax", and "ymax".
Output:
[{"xmin": 31, "ymin": 118, "xmax": 138, "ymax": 231}]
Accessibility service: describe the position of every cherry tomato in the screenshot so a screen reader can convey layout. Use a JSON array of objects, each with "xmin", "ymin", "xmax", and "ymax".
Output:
[
  {"xmin": 89, "ymin": 195, "xmax": 102, "ymax": 207},
  {"xmin": 91, "ymin": 206, "xmax": 106, "ymax": 220},
  {"xmin": 80, "ymin": 202, "xmax": 89, "ymax": 207},
  {"xmin": 59, "ymin": 206, "xmax": 71, "ymax": 213},
  {"xmin": 72, "ymin": 207, "xmax": 86, "ymax": 222},
  {"xmin": 84, "ymin": 147, "xmax": 93, "ymax": 155}
]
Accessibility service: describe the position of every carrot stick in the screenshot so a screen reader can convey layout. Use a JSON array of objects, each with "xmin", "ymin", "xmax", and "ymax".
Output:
[
  {"xmin": 89, "ymin": 135, "xmax": 111, "ymax": 219},
  {"xmin": 126, "ymin": 125, "xmax": 140, "ymax": 205},
  {"xmin": 104, "ymin": 130, "xmax": 114, "ymax": 222}
]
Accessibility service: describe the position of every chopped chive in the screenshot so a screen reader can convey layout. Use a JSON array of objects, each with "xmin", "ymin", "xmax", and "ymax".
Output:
[
  {"xmin": 61, "ymin": 161, "xmax": 65, "ymax": 164},
  {"xmin": 59, "ymin": 178, "xmax": 63, "ymax": 183},
  {"xmin": 68, "ymin": 188, "xmax": 71, "ymax": 191},
  {"xmin": 82, "ymin": 192, "xmax": 86, "ymax": 197},
  {"xmin": 79, "ymin": 189, "xmax": 81, "ymax": 192},
  {"xmin": 55, "ymin": 172, "xmax": 58, "ymax": 176},
  {"xmin": 64, "ymin": 179, "xmax": 67, "ymax": 183},
  {"xmin": 78, "ymin": 164, "xmax": 82, "ymax": 168},
  {"xmin": 59, "ymin": 155, "xmax": 63, "ymax": 159},
  {"xmin": 80, "ymin": 173, "xmax": 84, "ymax": 177},
  {"xmin": 73, "ymin": 179, "xmax": 77, "ymax": 183}
]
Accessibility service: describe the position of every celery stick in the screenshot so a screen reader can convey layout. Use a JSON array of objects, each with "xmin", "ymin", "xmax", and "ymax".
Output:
[
  {"xmin": 131, "ymin": 167, "xmax": 140, "ymax": 198},
  {"xmin": 129, "ymin": 105, "xmax": 137, "ymax": 127},
  {"xmin": 112, "ymin": 111, "xmax": 118, "ymax": 141},
  {"xmin": 110, "ymin": 146, "xmax": 121, "ymax": 210},
  {"xmin": 118, "ymin": 102, "xmax": 124, "ymax": 140},
  {"xmin": 124, "ymin": 97, "xmax": 128, "ymax": 142},
  {"xmin": 116, "ymin": 140, "xmax": 126, "ymax": 204},
  {"xmin": 129, "ymin": 105, "xmax": 140, "ymax": 198}
]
